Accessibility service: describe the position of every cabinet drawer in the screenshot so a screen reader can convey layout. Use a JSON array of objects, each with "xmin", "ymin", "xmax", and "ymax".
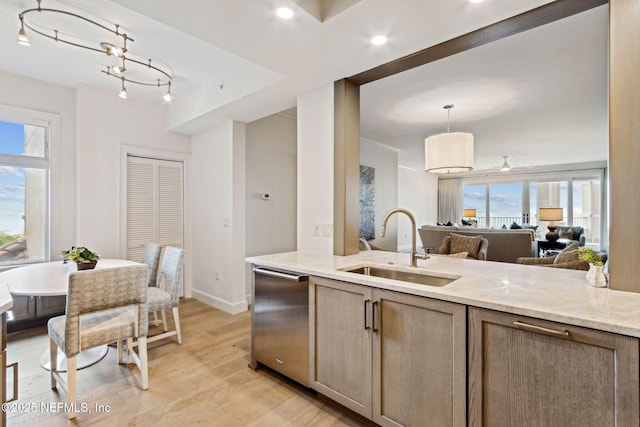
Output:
[{"xmin": 468, "ymin": 307, "xmax": 640, "ymax": 427}]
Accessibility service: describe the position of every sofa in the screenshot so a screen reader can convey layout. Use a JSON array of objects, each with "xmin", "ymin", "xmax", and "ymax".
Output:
[
  {"xmin": 516, "ymin": 243, "xmax": 589, "ymax": 270},
  {"xmin": 555, "ymin": 225, "xmax": 586, "ymax": 246},
  {"xmin": 418, "ymin": 225, "xmax": 536, "ymax": 263}
]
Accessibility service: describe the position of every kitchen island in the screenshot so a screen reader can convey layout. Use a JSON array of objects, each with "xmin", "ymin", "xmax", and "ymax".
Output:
[{"xmin": 247, "ymin": 250, "xmax": 640, "ymax": 427}]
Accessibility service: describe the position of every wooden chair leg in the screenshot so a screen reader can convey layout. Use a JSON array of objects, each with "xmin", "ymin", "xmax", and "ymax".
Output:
[
  {"xmin": 117, "ymin": 340, "xmax": 124, "ymax": 364},
  {"xmin": 160, "ymin": 310, "xmax": 168, "ymax": 332},
  {"xmin": 127, "ymin": 338, "xmax": 134, "ymax": 364},
  {"xmin": 67, "ymin": 356, "xmax": 77, "ymax": 419},
  {"xmin": 139, "ymin": 337, "xmax": 149, "ymax": 390},
  {"xmin": 49, "ymin": 338, "xmax": 58, "ymax": 389},
  {"xmin": 172, "ymin": 307, "xmax": 182, "ymax": 344}
]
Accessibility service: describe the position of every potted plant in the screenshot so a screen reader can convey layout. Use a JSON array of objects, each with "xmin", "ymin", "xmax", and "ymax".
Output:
[
  {"xmin": 61, "ymin": 246, "xmax": 100, "ymax": 270},
  {"xmin": 578, "ymin": 247, "xmax": 606, "ymax": 287}
]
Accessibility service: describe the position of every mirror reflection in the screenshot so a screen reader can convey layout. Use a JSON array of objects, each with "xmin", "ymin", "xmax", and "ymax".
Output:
[{"xmin": 358, "ymin": 6, "xmax": 608, "ymax": 253}]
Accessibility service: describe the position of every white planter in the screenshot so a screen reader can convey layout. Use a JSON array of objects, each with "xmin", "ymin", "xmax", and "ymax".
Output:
[{"xmin": 586, "ymin": 264, "xmax": 607, "ymax": 288}]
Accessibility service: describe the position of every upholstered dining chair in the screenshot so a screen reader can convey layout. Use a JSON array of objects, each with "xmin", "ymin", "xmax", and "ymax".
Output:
[
  {"xmin": 142, "ymin": 242, "xmax": 162, "ymax": 288},
  {"xmin": 48, "ymin": 265, "xmax": 149, "ymax": 419},
  {"xmin": 147, "ymin": 246, "xmax": 185, "ymax": 344}
]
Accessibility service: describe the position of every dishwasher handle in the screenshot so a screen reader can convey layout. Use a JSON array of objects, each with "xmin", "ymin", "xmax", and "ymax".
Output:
[{"xmin": 253, "ymin": 267, "xmax": 308, "ymax": 282}]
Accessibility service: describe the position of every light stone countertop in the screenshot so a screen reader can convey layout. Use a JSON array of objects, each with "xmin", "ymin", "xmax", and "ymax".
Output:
[{"xmin": 246, "ymin": 250, "xmax": 640, "ymax": 338}]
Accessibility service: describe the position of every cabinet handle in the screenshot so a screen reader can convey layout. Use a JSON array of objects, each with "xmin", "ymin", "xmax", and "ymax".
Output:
[
  {"xmin": 7, "ymin": 362, "xmax": 18, "ymax": 402},
  {"xmin": 513, "ymin": 321, "xmax": 570, "ymax": 338},
  {"xmin": 372, "ymin": 301, "xmax": 379, "ymax": 332},
  {"xmin": 364, "ymin": 299, "xmax": 370, "ymax": 330}
]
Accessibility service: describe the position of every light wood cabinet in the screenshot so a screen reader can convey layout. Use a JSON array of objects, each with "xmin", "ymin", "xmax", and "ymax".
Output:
[
  {"xmin": 310, "ymin": 277, "xmax": 466, "ymax": 426},
  {"xmin": 468, "ymin": 307, "xmax": 640, "ymax": 426},
  {"xmin": 311, "ymin": 277, "xmax": 373, "ymax": 416},
  {"xmin": 373, "ymin": 288, "xmax": 466, "ymax": 427}
]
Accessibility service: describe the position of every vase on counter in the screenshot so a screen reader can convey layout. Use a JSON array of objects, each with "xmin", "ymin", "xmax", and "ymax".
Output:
[
  {"xmin": 74, "ymin": 260, "xmax": 98, "ymax": 271},
  {"xmin": 586, "ymin": 264, "xmax": 607, "ymax": 288}
]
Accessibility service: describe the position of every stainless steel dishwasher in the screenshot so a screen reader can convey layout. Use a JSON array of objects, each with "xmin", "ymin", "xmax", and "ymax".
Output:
[{"xmin": 252, "ymin": 267, "xmax": 310, "ymax": 387}]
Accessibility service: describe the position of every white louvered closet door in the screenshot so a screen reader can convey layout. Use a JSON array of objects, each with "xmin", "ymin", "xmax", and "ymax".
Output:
[{"xmin": 126, "ymin": 156, "xmax": 184, "ymax": 262}]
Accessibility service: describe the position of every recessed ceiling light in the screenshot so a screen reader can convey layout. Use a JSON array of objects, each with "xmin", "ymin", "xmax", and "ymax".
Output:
[
  {"xmin": 371, "ymin": 35, "xmax": 387, "ymax": 45},
  {"xmin": 470, "ymin": 0, "xmax": 485, "ymax": 3},
  {"xmin": 277, "ymin": 7, "xmax": 294, "ymax": 19}
]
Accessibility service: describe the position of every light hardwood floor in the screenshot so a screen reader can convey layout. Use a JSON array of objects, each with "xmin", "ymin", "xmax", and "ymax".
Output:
[{"xmin": 6, "ymin": 299, "xmax": 366, "ymax": 426}]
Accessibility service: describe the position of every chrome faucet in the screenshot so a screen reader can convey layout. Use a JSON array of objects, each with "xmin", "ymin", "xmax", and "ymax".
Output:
[{"xmin": 380, "ymin": 208, "xmax": 429, "ymax": 267}]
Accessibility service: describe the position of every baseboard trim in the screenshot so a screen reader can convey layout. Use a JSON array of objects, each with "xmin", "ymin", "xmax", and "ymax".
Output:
[{"xmin": 191, "ymin": 289, "xmax": 248, "ymax": 314}]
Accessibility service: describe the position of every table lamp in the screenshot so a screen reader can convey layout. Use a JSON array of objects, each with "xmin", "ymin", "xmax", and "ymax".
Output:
[
  {"xmin": 463, "ymin": 209, "xmax": 477, "ymax": 226},
  {"xmin": 463, "ymin": 209, "xmax": 476, "ymax": 219},
  {"xmin": 539, "ymin": 207, "xmax": 563, "ymax": 242}
]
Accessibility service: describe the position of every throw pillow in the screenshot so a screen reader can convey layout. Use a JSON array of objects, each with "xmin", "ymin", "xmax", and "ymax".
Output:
[
  {"xmin": 561, "ymin": 243, "xmax": 579, "ymax": 252},
  {"xmin": 554, "ymin": 249, "xmax": 580, "ymax": 264},
  {"xmin": 449, "ymin": 233, "xmax": 482, "ymax": 259},
  {"xmin": 524, "ymin": 225, "xmax": 538, "ymax": 232},
  {"xmin": 510, "ymin": 221, "xmax": 522, "ymax": 229},
  {"xmin": 461, "ymin": 219, "xmax": 471, "ymax": 226},
  {"xmin": 559, "ymin": 228, "xmax": 574, "ymax": 239},
  {"xmin": 448, "ymin": 251, "xmax": 468, "ymax": 259},
  {"xmin": 501, "ymin": 224, "xmax": 507, "ymax": 229},
  {"xmin": 445, "ymin": 221, "xmax": 454, "ymax": 226}
]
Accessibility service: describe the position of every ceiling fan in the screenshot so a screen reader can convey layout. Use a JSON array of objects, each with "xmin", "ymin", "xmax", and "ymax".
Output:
[
  {"xmin": 488, "ymin": 156, "xmax": 533, "ymax": 173},
  {"xmin": 500, "ymin": 156, "xmax": 511, "ymax": 172}
]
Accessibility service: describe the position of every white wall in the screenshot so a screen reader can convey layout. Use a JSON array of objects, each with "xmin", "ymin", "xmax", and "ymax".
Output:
[
  {"xmin": 75, "ymin": 85, "xmax": 190, "ymax": 259},
  {"xmin": 191, "ymin": 120, "xmax": 248, "ymax": 314},
  {"xmin": 297, "ymin": 84, "xmax": 334, "ymax": 253},
  {"xmin": 245, "ymin": 112, "xmax": 297, "ymax": 301},
  {"xmin": 398, "ymin": 166, "xmax": 438, "ymax": 250},
  {"xmin": 360, "ymin": 140, "xmax": 398, "ymax": 250},
  {"xmin": 246, "ymin": 113, "xmax": 297, "ymax": 256},
  {"xmin": 0, "ymin": 71, "xmax": 76, "ymax": 258}
]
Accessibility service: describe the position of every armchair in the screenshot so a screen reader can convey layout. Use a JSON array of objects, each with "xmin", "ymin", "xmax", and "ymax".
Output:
[{"xmin": 434, "ymin": 233, "xmax": 488, "ymax": 261}]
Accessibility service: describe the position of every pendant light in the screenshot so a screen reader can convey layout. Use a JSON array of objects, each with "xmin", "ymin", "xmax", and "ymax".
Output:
[{"xmin": 425, "ymin": 105, "xmax": 474, "ymax": 174}]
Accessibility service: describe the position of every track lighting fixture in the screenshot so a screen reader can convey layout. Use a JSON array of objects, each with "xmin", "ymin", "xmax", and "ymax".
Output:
[{"xmin": 18, "ymin": 0, "xmax": 173, "ymax": 102}]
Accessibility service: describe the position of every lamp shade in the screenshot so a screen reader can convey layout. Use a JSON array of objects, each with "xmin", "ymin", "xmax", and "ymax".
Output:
[
  {"xmin": 463, "ymin": 209, "xmax": 477, "ymax": 217},
  {"xmin": 425, "ymin": 132, "xmax": 474, "ymax": 173},
  {"xmin": 539, "ymin": 207, "xmax": 563, "ymax": 221}
]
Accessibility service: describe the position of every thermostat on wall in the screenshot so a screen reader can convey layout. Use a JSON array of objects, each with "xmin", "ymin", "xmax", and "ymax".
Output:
[{"xmin": 261, "ymin": 193, "xmax": 271, "ymax": 200}]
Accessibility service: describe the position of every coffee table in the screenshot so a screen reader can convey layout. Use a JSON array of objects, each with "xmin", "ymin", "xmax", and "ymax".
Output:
[{"xmin": 537, "ymin": 240, "xmax": 567, "ymax": 257}]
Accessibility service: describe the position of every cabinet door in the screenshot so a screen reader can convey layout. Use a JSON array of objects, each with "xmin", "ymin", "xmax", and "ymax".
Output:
[
  {"xmin": 35, "ymin": 296, "xmax": 66, "ymax": 318},
  {"xmin": 310, "ymin": 277, "xmax": 373, "ymax": 417},
  {"xmin": 372, "ymin": 289, "xmax": 466, "ymax": 427},
  {"xmin": 468, "ymin": 307, "xmax": 640, "ymax": 427},
  {"xmin": 8, "ymin": 295, "xmax": 35, "ymax": 322}
]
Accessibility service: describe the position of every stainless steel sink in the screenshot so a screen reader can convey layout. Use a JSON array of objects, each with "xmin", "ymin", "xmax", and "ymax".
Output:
[{"xmin": 341, "ymin": 265, "xmax": 457, "ymax": 287}]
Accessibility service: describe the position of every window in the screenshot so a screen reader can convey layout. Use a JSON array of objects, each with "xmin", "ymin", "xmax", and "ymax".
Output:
[
  {"xmin": 572, "ymin": 178, "xmax": 602, "ymax": 244},
  {"xmin": 463, "ymin": 184, "xmax": 486, "ymax": 227},
  {"xmin": 489, "ymin": 183, "xmax": 523, "ymax": 228},
  {"xmin": 530, "ymin": 180, "xmax": 568, "ymax": 225},
  {"xmin": 463, "ymin": 169, "xmax": 604, "ymax": 247},
  {"xmin": 0, "ymin": 118, "xmax": 49, "ymax": 266}
]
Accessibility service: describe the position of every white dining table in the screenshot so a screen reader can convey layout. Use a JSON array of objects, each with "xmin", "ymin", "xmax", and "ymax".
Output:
[{"xmin": 0, "ymin": 259, "xmax": 141, "ymax": 371}]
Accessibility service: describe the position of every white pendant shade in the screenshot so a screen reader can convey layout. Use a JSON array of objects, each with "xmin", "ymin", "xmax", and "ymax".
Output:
[{"xmin": 425, "ymin": 132, "xmax": 474, "ymax": 173}]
